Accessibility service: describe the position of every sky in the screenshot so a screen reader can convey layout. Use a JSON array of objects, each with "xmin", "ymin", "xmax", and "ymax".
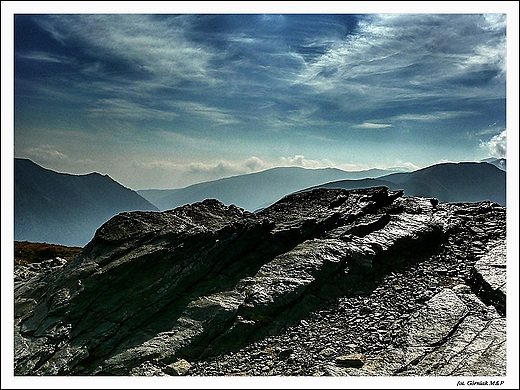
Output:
[{"xmin": 4, "ymin": 3, "xmax": 518, "ymax": 193}]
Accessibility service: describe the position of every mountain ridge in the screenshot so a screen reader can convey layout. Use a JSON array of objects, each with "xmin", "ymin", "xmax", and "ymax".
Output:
[
  {"xmin": 139, "ymin": 161, "xmax": 506, "ymax": 212},
  {"xmin": 301, "ymin": 161, "xmax": 505, "ymax": 207},
  {"xmin": 14, "ymin": 158, "xmax": 159, "ymax": 247},
  {"xmin": 137, "ymin": 166, "xmax": 405, "ymax": 211}
]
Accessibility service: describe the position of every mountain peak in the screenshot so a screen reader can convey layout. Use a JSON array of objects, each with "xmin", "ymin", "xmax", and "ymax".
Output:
[{"xmin": 14, "ymin": 158, "xmax": 159, "ymax": 246}]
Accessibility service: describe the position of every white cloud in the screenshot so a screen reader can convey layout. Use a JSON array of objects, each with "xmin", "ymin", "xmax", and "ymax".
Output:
[
  {"xmin": 354, "ymin": 122, "xmax": 393, "ymax": 129},
  {"xmin": 480, "ymin": 130, "xmax": 507, "ymax": 158},
  {"xmin": 37, "ymin": 15, "xmax": 219, "ymax": 86},
  {"xmin": 128, "ymin": 157, "xmax": 272, "ymax": 188},
  {"xmin": 244, "ymin": 156, "xmax": 266, "ymax": 172},
  {"xmin": 279, "ymin": 155, "xmax": 335, "ymax": 168},
  {"xmin": 127, "ymin": 155, "xmax": 340, "ymax": 188},
  {"xmin": 480, "ymin": 14, "xmax": 507, "ymax": 32},
  {"xmin": 391, "ymin": 111, "xmax": 476, "ymax": 122},
  {"xmin": 394, "ymin": 161, "xmax": 420, "ymax": 172},
  {"xmin": 16, "ymin": 51, "xmax": 73, "ymax": 64}
]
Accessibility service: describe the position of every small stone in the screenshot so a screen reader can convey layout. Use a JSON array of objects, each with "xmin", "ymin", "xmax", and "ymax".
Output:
[
  {"xmin": 335, "ymin": 354, "xmax": 365, "ymax": 368},
  {"xmin": 319, "ymin": 347, "xmax": 336, "ymax": 357},
  {"xmin": 164, "ymin": 359, "xmax": 191, "ymax": 376},
  {"xmin": 452, "ymin": 284, "xmax": 472, "ymax": 294}
]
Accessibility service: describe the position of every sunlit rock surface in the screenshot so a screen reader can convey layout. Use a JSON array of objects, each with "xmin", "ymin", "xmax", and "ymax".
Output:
[{"xmin": 14, "ymin": 187, "xmax": 506, "ymax": 376}]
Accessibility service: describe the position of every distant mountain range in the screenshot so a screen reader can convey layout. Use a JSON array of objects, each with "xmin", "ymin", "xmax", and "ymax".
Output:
[
  {"xmin": 14, "ymin": 158, "xmax": 158, "ymax": 247},
  {"xmin": 137, "ymin": 166, "xmax": 403, "ymax": 212},
  {"xmin": 138, "ymin": 160, "xmax": 506, "ymax": 212},
  {"xmin": 304, "ymin": 161, "xmax": 506, "ymax": 206},
  {"xmin": 14, "ymin": 158, "xmax": 506, "ymax": 246}
]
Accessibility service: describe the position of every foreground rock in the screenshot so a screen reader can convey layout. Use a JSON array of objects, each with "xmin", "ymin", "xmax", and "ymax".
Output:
[{"xmin": 14, "ymin": 187, "xmax": 506, "ymax": 376}]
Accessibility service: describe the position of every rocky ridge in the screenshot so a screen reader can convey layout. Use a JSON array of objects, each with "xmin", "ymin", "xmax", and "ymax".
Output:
[{"xmin": 13, "ymin": 186, "xmax": 506, "ymax": 376}]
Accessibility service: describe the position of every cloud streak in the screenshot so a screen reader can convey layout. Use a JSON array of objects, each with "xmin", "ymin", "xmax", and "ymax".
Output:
[
  {"xmin": 18, "ymin": 14, "xmax": 506, "ymax": 129},
  {"xmin": 16, "ymin": 51, "xmax": 73, "ymax": 64},
  {"xmin": 88, "ymin": 98, "xmax": 179, "ymax": 121},
  {"xmin": 354, "ymin": 122, "xmax": 393, "ymax": 129},
  {"xmin": 391, "ymin": 111, "xmax": 476, "ymax": 122}
]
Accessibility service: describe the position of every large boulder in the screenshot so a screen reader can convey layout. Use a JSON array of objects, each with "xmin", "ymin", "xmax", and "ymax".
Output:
[{"xmin": 14, "ymin": 187, "xmax": 506, "ymax": 376}]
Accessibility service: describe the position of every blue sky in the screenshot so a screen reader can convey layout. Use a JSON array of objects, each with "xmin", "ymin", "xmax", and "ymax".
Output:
[{"xmin": 5, "ymin": 3, "xmax": 518, "ymax": 189}]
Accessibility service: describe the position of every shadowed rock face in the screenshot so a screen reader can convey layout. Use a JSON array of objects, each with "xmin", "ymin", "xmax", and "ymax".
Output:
[{"xmin": 14, "ymin": 187, "xmax": 506, "ymax": 376}]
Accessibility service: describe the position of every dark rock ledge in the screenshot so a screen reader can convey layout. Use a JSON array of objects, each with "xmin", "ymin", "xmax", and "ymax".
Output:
[{"xmin": 13, "ymin": 187, "xmax": 506, "ymax": 376}]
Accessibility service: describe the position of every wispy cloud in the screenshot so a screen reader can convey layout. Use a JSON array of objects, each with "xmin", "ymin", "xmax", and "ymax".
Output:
[
  {"xmin": 391, "ymin": 111, "xmax": 476, "ymax": 122},
  {"xmin": 12, "ymin": 13, "xmax": 510, "ymax": 190},
  {"xmin": 354, "ymin": 122, "xmax": 393, "ymax": 129},
  {"xmin": 88, "ymin": 98, "xmax": 178, "ymax": 121},
  {"xmin": 22, "ymin": 144, "xmax": 69, "ymax": 162},
  {"xmin": 171, "ymin": 101, "xmax": 239, "ymax": 125},
  {"xmin": 20, "ymin": 14, "xmax": 506, "ymax": 131},
  {"xmin": 36, "ymin": 15, "xmax": 218, "ymax": 86},
  {"xmin": 296, "ymin": 14, "xmax": 506, "ymax": 106},
  {"xmin": 16, "ymin": 51, "xmax": 73, "ymax": 64}
]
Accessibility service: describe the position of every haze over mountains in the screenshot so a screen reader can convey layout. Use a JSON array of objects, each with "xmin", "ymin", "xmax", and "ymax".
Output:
[
  {"xmin": 14, "ymin": 158, "xmax": 506, "ymax": 247},
  {"xmin": 14, "ymin": 158, "xmax": 158, "ymax": 247},
  {"xmin": 137, "ymin": 166, "xmax": 402, "ymax": 212},
  {"xmin": 139, "ymin": 160, "xmax": 506, "ymax": 212}
]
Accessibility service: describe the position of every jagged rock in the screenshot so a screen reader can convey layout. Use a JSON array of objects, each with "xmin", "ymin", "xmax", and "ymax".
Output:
[
  {"xmin": 13, "ymin": 187, "xmax": 506, "ymax": 376},
  {"xmin": 14, "ymin": 257, "xmax": 68, "ymax": 285}
]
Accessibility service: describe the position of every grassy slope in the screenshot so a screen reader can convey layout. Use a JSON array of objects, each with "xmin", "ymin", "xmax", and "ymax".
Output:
[{"xmin": 14, "ymin": 241, "xmax": 82, "ymax": 265}]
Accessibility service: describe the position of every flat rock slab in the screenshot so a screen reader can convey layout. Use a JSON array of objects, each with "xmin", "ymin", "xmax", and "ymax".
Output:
[
  {"xmin": 406, "ymin": 288, "xmax": 468, "ymax": 347},
  {"xmin": 474, "ymin": 241, "xmax": 506, "ymax": 296}
]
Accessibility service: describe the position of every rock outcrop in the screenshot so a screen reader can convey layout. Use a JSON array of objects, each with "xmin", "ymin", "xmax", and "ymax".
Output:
[{"xmin": 13, "ymin": 186, "xmax": 506, "ymax": 376}]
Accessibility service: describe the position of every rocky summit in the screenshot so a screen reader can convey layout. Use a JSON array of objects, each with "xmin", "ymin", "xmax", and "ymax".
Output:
[{"xmin": 14, "ymin": 186, "xmax": 506, "ymax": 377}]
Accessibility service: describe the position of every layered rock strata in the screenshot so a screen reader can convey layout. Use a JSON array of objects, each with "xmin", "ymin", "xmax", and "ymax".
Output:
[{"xmin": 14, "ymin": 187, "xmax": 506, "ymax": 376}]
